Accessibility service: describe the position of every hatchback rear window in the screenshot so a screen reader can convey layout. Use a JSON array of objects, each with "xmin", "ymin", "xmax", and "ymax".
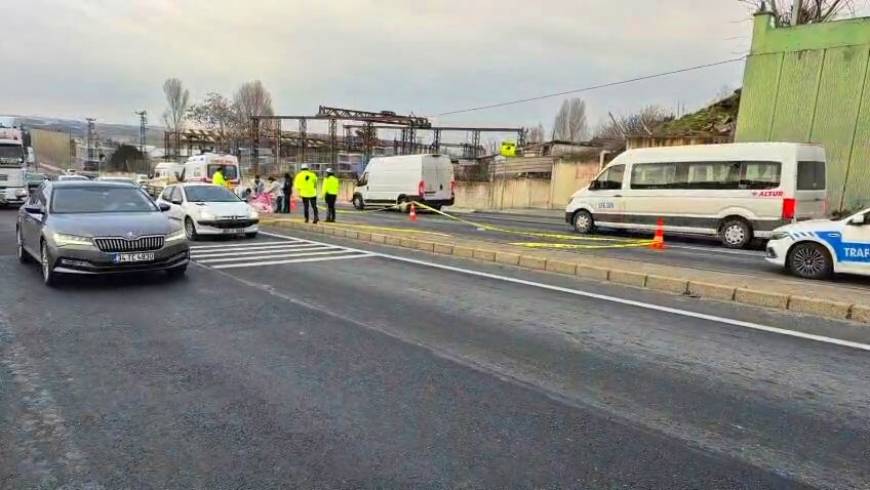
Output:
[{"xmin": 797, "ymin": 161, "xmax": 826, "ymax": 190}]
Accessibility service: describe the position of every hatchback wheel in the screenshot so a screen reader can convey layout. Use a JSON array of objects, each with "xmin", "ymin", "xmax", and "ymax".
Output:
[
  {"xmin": 788, "ymin": 242, "xmax": 833, "ymax": 279},
  {"xmin": 185, "ymin": 218, "xmax": 199, "ymax": 241},
  {"xmin": 41, "ymin": 241, "xmax": 58, "ymax": 287}
]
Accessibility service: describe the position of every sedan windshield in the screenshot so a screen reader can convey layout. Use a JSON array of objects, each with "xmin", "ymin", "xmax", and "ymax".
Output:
[
  {"xmin": 185, "ymin": 185, "xmax": 240, "ymax": 203},
  {"xmin": 51, "ymin": 186, "xmax": 158, "ymax": 213}
]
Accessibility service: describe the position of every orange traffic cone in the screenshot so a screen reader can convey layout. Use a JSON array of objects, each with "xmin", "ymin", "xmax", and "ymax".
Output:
[
  {"xmin": 290, "ymin": 196, "xmax": 298, "ymax": 211},
  {"xmin": 650, "ymin": 218, "xmax": 665, "ymax": 250},
  {"xmin": 409, "ymin": 203, "xmax": 417, "ymax": 222}
]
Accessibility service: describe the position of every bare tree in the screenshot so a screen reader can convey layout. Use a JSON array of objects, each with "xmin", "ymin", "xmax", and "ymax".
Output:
[
  {"xmin": 162, "ymin": 78, "xmax": 190, "ymax": 156},
  {"xmin": 234, "ymin": 80, "xmax": 275, "ymax": 135},
  {"xmin": 187, "ymin": 93, "xmax": 239, "ymax": 152},
  {"xmin": 552, "ymin": 98, "xmax": 588, "ymax": 143},
  {"xmin": 527, "ymin": 123, "xmax": 546, "ymax": 144},
  {"xmin": 162, "ymin": 78, "xmax": 190, "ymax": 132},
  {"xmin": 593, "ymin": 105, "xmax": 674, "ymax": 149},
  {"xmin": 739, "ymin": 0, "xmax": 863, "ymax": 25}
]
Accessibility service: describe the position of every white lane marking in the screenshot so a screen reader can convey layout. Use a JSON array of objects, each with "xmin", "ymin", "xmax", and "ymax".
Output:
[
  {"xmin": 189, "ymin": 240, "xmax": 300, "ymax": 250},
  {"xmin": 191, "ymin": 244, "xmax": 332, "ymax": 258},
  {"xmin": 212, "ymin": 252, "xmax": 375, "ymax": 269},
  {"xmin": 199, "ymin": 249, "xmax": 353, "ymax": 264},
  {"xmin": 261, "ymin": 231, "xmax": 870, "ymax": 352},
  {"xmin": 191, "ymin": 243, "xmax": 318, "ymax": 254},
  {"xmin": 666, "ymin": 244, "xmax": 764, "ymax": 257}
]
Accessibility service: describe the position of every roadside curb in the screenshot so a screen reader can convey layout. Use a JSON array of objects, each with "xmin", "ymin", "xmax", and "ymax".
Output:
[{"xmin": 262, "ymin": 219, "xmax": 869, "ymax": 325}]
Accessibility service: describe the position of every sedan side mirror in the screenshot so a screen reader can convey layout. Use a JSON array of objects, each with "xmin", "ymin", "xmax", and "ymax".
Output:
[{"xmin": 158, "ymin": 202, "xmax": 172, "ymax": 212}]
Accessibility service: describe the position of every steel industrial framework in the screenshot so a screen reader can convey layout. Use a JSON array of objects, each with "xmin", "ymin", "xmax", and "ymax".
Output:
[
  {"xmin": 250, "ymin": 106, "xmax": 432, "ymax": 173},
  {"xmin": 342, "ymin": 124, "xmax": 526, "ymax": 159},
  {"xmin": 251, "ymin": 106, "xmax": 525, "ymax": 174}
]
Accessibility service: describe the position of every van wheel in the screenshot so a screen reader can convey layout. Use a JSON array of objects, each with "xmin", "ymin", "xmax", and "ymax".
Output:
[
  {"xmin": 719, "ymin": 218, "xmax": 752, "ymax": 249},
  {"xmin": 352, "ymin": 194, "xmax": 365, "ymax": 210},
  {"xmin": 787, "ymin": 242, "xmax": 833, "ymax": 279},
  {"xmin": 397, "ymin": 196, "xmax": 409, "ymax": 212},
  {"xmin": 573, "ymin": 210, "xmax": 594, "ymax": 234}
]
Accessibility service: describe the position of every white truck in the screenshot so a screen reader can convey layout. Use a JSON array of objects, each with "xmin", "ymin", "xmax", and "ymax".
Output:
[{"xmin": 0, "ymin": 123, "xmax": 28, "ymax": 207}]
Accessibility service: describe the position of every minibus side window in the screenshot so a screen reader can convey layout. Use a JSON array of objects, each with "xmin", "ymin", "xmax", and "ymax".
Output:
[
  {"xmin": 682, "ymin": 162, "xmax": 740, "ymax": 189},
  {"xmin": 740, "ymin": 161, "xmax": 781, "ymax": 190},
  {"xmin": 797, "ymin": 161, "xmax": 825, "ymax": 190},
  {"xmin": 631, "ymin": 163, "xmax": 676, "ymax": 189}
]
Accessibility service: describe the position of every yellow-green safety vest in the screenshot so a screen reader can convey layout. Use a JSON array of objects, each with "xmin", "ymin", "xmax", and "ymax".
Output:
[
  {"xmin": 323, "ymin": 175, "xmax": 340, "ymax": 196},
  {"xmin": 294, "ymin": 170, "xmax": 318, "ymax": 198},
  {"xmin": 212, "ymin": 170, "xmax": 226, "ymax": 187}
]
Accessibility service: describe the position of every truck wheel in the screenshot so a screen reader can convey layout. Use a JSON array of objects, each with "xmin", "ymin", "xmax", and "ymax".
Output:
[
  {"xmin": 573, "ymin": 210, "xmax": 594, "ymax": 234},
  {"xmin": 719, "ymin": 218, "xmax": 752, "ymax": 249},
  {"xmin": 787, "ymin": 242, "xmax": 833, "ymax": 279},
  {"xmin": 352, "ymin": 194, "xmax": 365, "ymax": 210}
]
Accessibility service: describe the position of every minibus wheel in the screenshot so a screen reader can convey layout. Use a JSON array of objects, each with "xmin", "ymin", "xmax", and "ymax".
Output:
[
  {"xmin": 719, "ymin": 218, "xmax": 752, "ymax": 249},
  {"xmin": 573, "ymin": 210, "xmax": 594, "ymax": 234}
]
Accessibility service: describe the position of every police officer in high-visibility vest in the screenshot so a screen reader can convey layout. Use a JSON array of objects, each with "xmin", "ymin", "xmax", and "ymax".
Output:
[
  {"xmin": 323, "ymin": 168, "xmax": 340, "ymax": 223},
  {"xmin": 212, "ymin": 166, "xmax": 227, "ymax": 187},
  {"xmin": 294, "ymin": 164, "xmax": 319, "ymax": 224}
]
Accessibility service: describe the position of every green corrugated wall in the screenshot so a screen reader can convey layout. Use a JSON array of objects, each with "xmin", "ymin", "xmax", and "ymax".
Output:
[{"xmin": 736, "ymin": 13, "xmax": 870, "ymax": 211}]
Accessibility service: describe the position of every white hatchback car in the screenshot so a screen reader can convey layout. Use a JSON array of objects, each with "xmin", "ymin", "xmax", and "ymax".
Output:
[
  {"xmin": 766, "ymin": 208, "xmax": 870, "ymax": 279},
  {"xmin": 156, "ymin": 183, "xmax": 259, "ymax": 240}
]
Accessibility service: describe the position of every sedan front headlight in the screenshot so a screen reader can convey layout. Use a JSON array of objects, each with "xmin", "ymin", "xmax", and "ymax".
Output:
[
  {"xmin": 249, "ymin": 208, "xmax": 259, "ymax": 220},
  {"xmin": 200, "ymin": 210, "xmax": 215, "ymax": 221},
  {"xmin": 770, "ymin": 231, "xmax": 790, "ymax": 241},
  {"xmin": 165, "ymin": 229, "xmax": 187, "ymax": 243},
  {"xmin": 53, "ymin": 233, "xmax": 93, "ymax": 247}
]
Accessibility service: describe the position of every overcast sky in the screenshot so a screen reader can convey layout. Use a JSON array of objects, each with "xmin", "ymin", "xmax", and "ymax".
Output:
[{"xmin": 0, "ymin": 0, "xmax": 820, "ymax": 134}]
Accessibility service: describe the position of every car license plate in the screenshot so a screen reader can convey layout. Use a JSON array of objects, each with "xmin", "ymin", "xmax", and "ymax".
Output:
[
  {"xmin": 114, "ymin": 252, "xmax": 155, "ymax": 264},
  {"xmin": 223, "ymin": 228, "xmax": 243, "ymax": 234}
]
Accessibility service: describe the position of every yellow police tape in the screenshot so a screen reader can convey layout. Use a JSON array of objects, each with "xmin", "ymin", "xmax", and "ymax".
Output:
[
  {"xmin": 408, "ymin": 200, "xmax": 649, "ymax": 245},
  {"xmin": 510, "ymin": 241, "xmax": 655, "ymax": 250}
]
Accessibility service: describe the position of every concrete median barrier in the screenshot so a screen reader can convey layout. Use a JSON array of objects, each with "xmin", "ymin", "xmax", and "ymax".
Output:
[{"xmin": 262, "ymin": 219, "xmax": 870, "ymax": 326}]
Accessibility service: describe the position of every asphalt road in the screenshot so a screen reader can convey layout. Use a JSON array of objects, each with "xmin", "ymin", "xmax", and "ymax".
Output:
[
  {"xmin": 324, "ymin": 204, "xmax": 870, "ymax": 289},
  {"xmin": 1, "ymin": 207, "xmax": 869, "ymax": 489}
]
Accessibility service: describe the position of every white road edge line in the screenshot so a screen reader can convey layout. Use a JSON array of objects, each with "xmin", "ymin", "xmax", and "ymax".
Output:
[
  {"xmin": 211, "ymin": 252, "xmax": 374, "ymax": 269},
  {"xmin": 261, "ymin": 231, "xmax": 870, "ymax": 353},
  {"xmin": 199, "ymin": 249, "xmax": 352, "ymax": 264},
  {"xmin": 189, "ymin": 240, "xmax": 300, "ymax": 250},
  {"xmin": 191, "ymin": 245, "xmax": 332, "ymax": 258}
]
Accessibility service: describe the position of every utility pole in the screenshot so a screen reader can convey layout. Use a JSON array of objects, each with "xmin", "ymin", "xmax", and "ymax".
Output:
[
  {"xmin": 86, "ymin": 118, "xmax": 96, "ymax": 170},
  {"xmin": 135, "ymin": 110, "xmax": 147, "ymax": 154}
]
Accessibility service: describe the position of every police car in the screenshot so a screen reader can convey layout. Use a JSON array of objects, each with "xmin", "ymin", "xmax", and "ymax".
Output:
[{"xmin": 766, "ymin": 208, "xmax": 870, "ymax": 279}]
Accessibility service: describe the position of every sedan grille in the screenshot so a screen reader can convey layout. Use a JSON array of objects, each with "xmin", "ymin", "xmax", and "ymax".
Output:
[{"xmin": 94, "ymin": 235, "xmax": 164, "ymax": 252}]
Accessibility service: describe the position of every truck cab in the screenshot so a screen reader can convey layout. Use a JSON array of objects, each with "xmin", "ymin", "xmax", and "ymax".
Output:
[{"xmin": 0, "ymin": 125, "xmax": 28, "ymax": 207}]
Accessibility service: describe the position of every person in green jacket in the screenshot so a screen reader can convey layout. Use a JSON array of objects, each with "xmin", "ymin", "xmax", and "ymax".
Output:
[
  {"xmin": 293, "ymin": 164, "xmax": 319, "ymax": 224},
  {"xmin": 323, "ymin": 168, "xmax": 340, "ymax": 223}
]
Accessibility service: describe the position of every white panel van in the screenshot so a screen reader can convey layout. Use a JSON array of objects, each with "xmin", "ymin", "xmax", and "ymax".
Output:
[
  {"xmin": 353, "ymin": 154, "xmax": 455, "ymax": 210},
  {"xmin": 565, "ymin": 143, "xmax": 827, "ymax": 248}
]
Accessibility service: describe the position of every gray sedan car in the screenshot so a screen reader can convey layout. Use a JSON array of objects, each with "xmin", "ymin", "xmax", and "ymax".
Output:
[{"xmin": 16, "ymin": 181, "xmax": 189, "ymax": 286}]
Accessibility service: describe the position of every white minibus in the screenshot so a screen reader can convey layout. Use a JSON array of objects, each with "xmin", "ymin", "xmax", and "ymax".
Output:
[{"xmin": 565, "ymin": 143, "xmax": 827, "ymax": 248}]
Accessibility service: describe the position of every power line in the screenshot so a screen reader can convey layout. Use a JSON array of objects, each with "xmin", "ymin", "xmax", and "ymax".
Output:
[{"xmin": 437, "ymin": 56, "xmax": 747, "ymax": 117}]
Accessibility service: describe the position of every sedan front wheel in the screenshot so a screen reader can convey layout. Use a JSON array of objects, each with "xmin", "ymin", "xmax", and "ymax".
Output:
[
  {"xmin": 41, "ymin": 241, "xmax": 58, "ymax": 287},
  {"xmin": 787, "ymin": 242, "xmax": 833, "ymax": 280}
]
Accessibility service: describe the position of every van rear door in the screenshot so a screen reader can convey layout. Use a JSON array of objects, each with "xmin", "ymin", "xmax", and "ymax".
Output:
[
  {"xmin": 794, "ymin": 160, "xmax": 826, "ymax": 219},
  {"xmin": 425, "ymin": 156, "xmax": 453, "ymax": 201}
]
